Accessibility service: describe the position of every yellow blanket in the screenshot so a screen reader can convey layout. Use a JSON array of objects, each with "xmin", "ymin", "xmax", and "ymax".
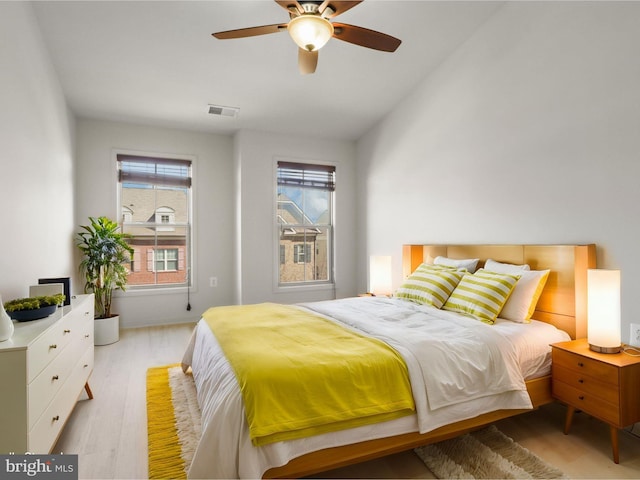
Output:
[{"xmin": 202, "ymin": 303, "xmax": 415, "ymax": 446}]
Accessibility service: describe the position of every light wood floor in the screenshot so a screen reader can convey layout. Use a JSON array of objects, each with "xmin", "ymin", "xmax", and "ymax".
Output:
[{"xmin": 54, "ymin": 323, "xmax": 640, "ymax": 479}]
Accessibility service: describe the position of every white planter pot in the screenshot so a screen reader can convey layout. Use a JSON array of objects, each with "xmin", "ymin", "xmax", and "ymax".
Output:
[{"xmin": 94, "ymin": 315, "xmax": 120, "ymax": 345}]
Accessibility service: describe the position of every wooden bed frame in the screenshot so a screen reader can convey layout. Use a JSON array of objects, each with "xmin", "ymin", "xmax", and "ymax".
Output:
[{"xmin": 264, "ymin": 244, "xmax": 596, "ymax": 478}]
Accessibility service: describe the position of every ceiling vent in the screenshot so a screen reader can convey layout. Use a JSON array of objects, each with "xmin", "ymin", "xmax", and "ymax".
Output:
[{"xmin": 208, "ymin": 104, "xmax": 240, "ymax": 118}]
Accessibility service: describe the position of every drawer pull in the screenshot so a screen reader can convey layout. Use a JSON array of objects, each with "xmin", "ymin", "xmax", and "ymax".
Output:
[
  {"xmin": 52, "ymin": 375, "xmax": 59, "ymax": 381},
  {"xmin": 84, "ymin": 364, "xmax": 89, "ymax": 368},
  {"xmin": 577, "ymin": 362, "xmax": 584, "ymax": 367},
  {"xmin": 85, "ymin": 311, "xmax": 90, "ymax": 316},
  {"xmin": 578, "ymin": 395, "xmax": 585, "ymax": 400},
  {"xmin": 578, "ymin": 379, "xmax": 584, "ymax": 383},
  {"xmin": 53, "ymin": 415, "xmax": 60, "ymax": 422},
  {"xmin": 64, "ymin": 329, "xmax": 71, "ymax": 333},
  {"xmin": 85, "ymin": 334, "xmax": 90, "ymax": 338},
  {"xmin": 49, "ymin": 344, "xmax": 57, "ymax": 349}
]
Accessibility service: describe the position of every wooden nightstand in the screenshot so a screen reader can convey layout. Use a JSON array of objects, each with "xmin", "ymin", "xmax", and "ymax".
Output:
[{"xmin": 551, "ymin": 338, "xmax": 640, "ymax": 463}]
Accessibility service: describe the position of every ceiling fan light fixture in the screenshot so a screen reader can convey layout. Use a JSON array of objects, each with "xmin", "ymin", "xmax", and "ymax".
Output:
[{"xmin": 288, "ymin": 15, "xmax": 334, "ymax": 52}]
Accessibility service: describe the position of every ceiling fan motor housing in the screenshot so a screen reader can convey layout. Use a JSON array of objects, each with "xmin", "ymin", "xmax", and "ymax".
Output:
[{"xmin": 288, "ymin": 14, "xmax": 334, "ymax": 52}]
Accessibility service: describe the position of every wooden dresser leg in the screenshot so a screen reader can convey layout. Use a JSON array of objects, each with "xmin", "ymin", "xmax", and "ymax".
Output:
[
  {"xmin": 84, "ymin": 382, "xmax": 94, "ymax": 400},
  {"xmin": 610, "ymin": 426, "xmax": 619, "ymax": 464},
  {"xmin": 563, "ymin": 405, "xmax": 575, "ymax": 435}
]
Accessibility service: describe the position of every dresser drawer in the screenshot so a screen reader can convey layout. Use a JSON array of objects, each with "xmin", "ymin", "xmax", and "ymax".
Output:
[
  {"xmin": 28, "ymin": 341, "xmax": 77, "ymax": 429},
  {"xmin": 552, "ymin": 365, "xmax": 620, "ymax": 405},
  {"xmin": 67, "ymin": 305, "xmax": 93, "ymax": 336},
  {"xmin": 77, "ymin": 346, "xmax": 94, "ymax": 381},
  {"xmin": 28, "ymin": 344, "xmax": 94, "ymax": 453},
  {"xmin": 28, "ymin": 380, "xmax": 74, "ymax": 453},
  {"xmin": 27, "ymin": 319, "xmax": 74, "ymax": 383},
  {"xmin": 552, "ymin": 349, "xmax": 618, "ymax": 386},
  {"xmin": 553, "ymin": 380, "xmax": 620, "ymax": 425}
]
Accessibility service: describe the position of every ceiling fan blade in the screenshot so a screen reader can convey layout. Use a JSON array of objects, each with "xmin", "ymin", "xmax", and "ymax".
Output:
[
  {"xmin": 332, "ymin": 23, "xmax": 401, "ymax": 52},
  {"xmin": 319, "ymin": 1, "xmax": 362, "ymax": 18},
  {"xmin": 274, "ymin": 1, "xmax": 304, "ymax": 15},
  {"xmin": 212, "ymin": 24, "xmax": 287, "ymax": 40},
  {"xmin": 298, "ymin": 48, "xmax": 318, "ymax": 75}
]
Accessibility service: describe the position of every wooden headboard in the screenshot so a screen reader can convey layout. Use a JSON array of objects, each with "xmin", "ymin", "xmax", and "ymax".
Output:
[{"xmin": 402, "ymin": 244, "xmax": 596, "ymax": 339}]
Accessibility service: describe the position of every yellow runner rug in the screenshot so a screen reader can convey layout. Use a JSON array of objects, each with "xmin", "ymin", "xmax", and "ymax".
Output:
[{"xmin": 147, "ymin": 364, "xmax": 201, "ymax": 480}]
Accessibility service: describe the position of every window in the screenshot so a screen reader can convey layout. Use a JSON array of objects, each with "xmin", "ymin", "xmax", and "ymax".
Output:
[
  {"xmin": 122, "ymin": 206, "xmax": 133, "ymax": 223},
  {"xmin": 117, "ymin": 154, "xmax": 192, "ymax": 288},
  {"xmin": 155, "ymin": 248, "xmax": 179, "ymax": 271},
  {"xmin": 156, "ymin": 206, "xmax": 176, "ymax": 231},
  {"xmin": 277, "ymin": 161, "xmax": 334, "ymax": 285},
  {"xmin": 293, "ymin": 244, "xmax": 311, "ymax": 264}
]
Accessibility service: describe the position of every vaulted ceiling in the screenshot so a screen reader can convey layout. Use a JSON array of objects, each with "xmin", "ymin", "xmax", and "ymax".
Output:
[{"xmin": 33, "ymin": 1, "xmax": 502, "ymax": 140}]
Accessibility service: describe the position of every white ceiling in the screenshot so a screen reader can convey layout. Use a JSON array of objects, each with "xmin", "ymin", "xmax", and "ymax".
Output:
[{"xmin": 32, "ymin": 1, "xmax": 503, "ymax": 141}]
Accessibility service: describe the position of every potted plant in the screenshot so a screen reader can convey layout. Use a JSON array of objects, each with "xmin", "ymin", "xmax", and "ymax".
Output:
[
  {"xmin": 4, "ymin": 294, "xmax": 66, "ymax": 322},
  {"xmin": 4, "ymin": 293, "xmax": 65, "ymax": 322},
  {"xmin": 76, "ymin": 216, "xmax": 133, "ymax": 345}
]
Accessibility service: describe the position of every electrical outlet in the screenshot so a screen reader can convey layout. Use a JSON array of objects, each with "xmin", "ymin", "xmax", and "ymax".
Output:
[
  {"xmin": 630, "ymin": 323, "xmax": 640, "ymax": 347},
  {"xmin": 209, "ymin": 277, "xmax": 218, "ymax": 288}
]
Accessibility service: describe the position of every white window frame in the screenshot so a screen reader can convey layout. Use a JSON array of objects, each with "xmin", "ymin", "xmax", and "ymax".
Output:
[
  {"xmin": 115, "ymin": 149, "xmax": 196, "ymax": 293},
  {"xmin": 274, "ymin": 158, "xmax": 335, "ymax": 291},
  {"xmin": 154, "ymin": 248, "xmax": 179, "ymax": 272}
]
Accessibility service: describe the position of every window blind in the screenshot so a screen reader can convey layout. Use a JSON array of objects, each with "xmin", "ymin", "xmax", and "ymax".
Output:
[
  {"xmin": 117, "ymin": 154, "xmax": 192, "ymax": 188},
  {"xmin": 277, "ymin": 161, "xmax": 335, "ymax": 191}
]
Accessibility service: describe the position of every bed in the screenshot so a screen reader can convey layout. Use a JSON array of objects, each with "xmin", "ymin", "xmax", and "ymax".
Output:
[{"xmin": 181, "ymin": 244, "xmax": 595, "ymax": 479}]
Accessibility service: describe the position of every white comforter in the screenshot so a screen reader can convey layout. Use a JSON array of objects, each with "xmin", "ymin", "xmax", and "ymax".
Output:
[{"xmin": 182, "ymin": 297, "xmax": 567, "ymax": 479}]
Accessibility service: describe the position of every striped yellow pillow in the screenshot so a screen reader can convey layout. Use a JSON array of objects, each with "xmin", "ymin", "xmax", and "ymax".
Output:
[
  {"xmin": 395, "ymin": 264, "xmax": 465, "ymax": 308},
  {"xmin": 442, "ymin": 270, "xmax": 520, "ymax": 324}
]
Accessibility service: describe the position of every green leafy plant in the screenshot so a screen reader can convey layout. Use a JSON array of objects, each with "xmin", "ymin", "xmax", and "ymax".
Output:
[
  {"xmin": 4, "ymin": 294, "xmax": 66, "ymax": 312},
  {"xmin": 76, "ymin": 216, "xmax": 133, "ymax": 319}
]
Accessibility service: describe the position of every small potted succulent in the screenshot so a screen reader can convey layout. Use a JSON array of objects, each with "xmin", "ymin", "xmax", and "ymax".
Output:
[{"xmin": 3, "ymin": 294, "xmax": 66, "ymax": 322}]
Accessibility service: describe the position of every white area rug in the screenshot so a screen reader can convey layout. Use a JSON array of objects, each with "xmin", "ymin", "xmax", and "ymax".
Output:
[
  {"xmin": 414, "ymin": 425, "xmax": 566, "ymax": 479},
  {"xmin": 160, "ymin": 366, "xmax": 566, "ymax": 479},
  {"xmin": 167, "ymin": 365, "xmax": 202, "ymax": 469}
]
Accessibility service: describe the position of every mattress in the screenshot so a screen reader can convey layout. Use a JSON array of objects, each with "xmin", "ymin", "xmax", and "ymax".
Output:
[{"xmin": 182, "ymin": 296, "xmax": 570, "ymax": 479}]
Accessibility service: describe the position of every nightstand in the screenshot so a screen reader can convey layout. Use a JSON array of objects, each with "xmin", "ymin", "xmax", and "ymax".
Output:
[{"xmin": 551, "ymin": 338, "xmax": 640, "ymax": 463}]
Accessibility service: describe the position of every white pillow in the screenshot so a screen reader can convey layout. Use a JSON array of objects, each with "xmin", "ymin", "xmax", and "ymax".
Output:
[
  {"xmin": 497, "ymin": 269, "xmax": 550, "ymax": 323},
  {"xmin": 434, "ymin": 256, "xmax": 480, "ymax": 273},
  {"xmin": 485, "ymin": 258, "xmax": 530, "ymax": 273}
]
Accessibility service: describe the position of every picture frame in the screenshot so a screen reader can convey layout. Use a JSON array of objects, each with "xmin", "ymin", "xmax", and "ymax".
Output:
[{"xmin": 38, "ymin": 277, "xmax": 71, "ymax": 306}]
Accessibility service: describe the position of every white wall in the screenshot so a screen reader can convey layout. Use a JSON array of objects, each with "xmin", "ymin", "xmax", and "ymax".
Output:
[
  {"xmin": 235, "ymin": 130, "xmax": 358, "ymax": 304},
  {"xmin": 357, "ymin": 2, "xmax": 640, "ymax": 344},
  {"xmin": 75, "ymin": 119, "xmax": 235, "ymax": 327},
  {"xmin": 0, "ymin": 3, "xmax": 76, "ymax": 301}
]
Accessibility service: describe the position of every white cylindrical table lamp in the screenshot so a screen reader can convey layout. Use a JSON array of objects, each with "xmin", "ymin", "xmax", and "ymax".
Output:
[
  {"xmin": 587, "ymin": 269, "xmax": 621, "ymax": 354},
  {"xmin": 369, "ymin": 256, "xmax": 392, "ymax": 297}
]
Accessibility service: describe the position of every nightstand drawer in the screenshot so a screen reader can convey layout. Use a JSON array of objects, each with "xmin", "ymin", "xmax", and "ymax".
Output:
[
  {"xmin": 553, "ymin": 380, "xmax": 620, "ymax": 425},
  {"xmin": 552, "ymin": 365, "xmax": 620, "ymax": 405},
  {"xmin": 552, "ymin": 349, "xmax": 618, "ymax": 386}
]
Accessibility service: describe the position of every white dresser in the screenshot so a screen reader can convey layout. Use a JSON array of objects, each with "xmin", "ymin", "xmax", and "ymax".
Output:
[{"xmin": 0, "ymin": 294, "xmax": 94, "ymax": 453}]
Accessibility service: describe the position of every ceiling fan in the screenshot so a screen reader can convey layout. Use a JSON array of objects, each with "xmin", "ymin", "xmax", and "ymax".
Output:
[{"xmin": 212, "ymin": 1, "xmax": 401, "ymax": 75}]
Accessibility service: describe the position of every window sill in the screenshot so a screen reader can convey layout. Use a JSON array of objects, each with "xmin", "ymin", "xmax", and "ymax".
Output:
[
  {"xmin": 274, "ymin": 282, "xmax": 335, "ymax": 294},
  {"xmin": 114, "ymin": 284, "xmax": 195, "ymax": 297}
]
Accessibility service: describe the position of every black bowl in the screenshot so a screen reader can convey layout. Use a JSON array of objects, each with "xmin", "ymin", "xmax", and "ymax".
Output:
[{"xmin": 8, "ymin": 304, "xmax": 57, "ymax": 322}]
